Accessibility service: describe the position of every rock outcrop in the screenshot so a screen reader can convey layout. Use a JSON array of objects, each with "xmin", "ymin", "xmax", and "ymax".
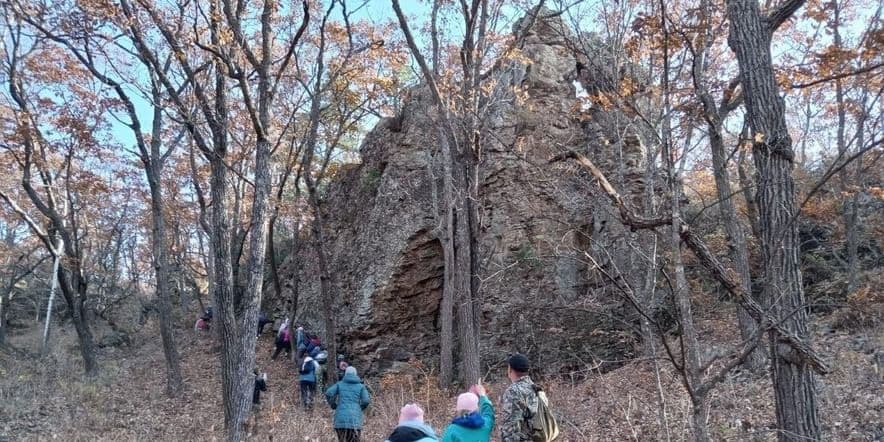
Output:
[{"xmin": 274, "ymin": 8, "xmax": 653, "ymax": 377}]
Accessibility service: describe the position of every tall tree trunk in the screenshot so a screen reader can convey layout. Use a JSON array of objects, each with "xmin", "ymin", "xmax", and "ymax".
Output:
[
  {"xmin": 845, "ymin": 113, "xmax": 865, "ymax": 293},
  {"xmin": 307, "ymin": 186, "xmax": 337, "ymax": 382},
  {"xmin": 669, "ymin": 213, "xmax": 708, "ymax": 442},
  {"xmin": 58, "ymin": 263, "xmax": 99, "ymax": 377},
  {"xmin": 267, "ymin": 217, "xmax": 282, "ymax": 304},
  {"xmin": 452, "ymin": 150, "xmax": 481, "ymax": 385},
  {"xmin": 41, "ymin": 239, "xmax": 62, "ymax": 354},
  {"xmin": 287, "ymin": 220, "xmax": 302, "ymax": 323},
  {"xmin": 234, "ymin": 133, "xmax": 272, "ymax": 437},
  {"xmin": 690, "ymin": 0, "xmax": 765, "ymax": 368},
  {"xmin": 726, "ymin": 1, "xmax": 821, "ymax": 439},
  {"xmin": 435, "ymin": 125, "xmax": 456, "ymax": 388},
  {"xmin": 147, "ymin": 163, "xmax": 184, "ymax": 396},
  {"xmin": 140, "ymin": 97, "xmax": 184, "ymax": 395},
  {"xmin": 439, "ymin": 206, "xmax": 455, "ymax": 388},
  {"xmin": 831, "ymin": 1, "xmax": 861, "ymax": 295},
  {"xmin": 208, "ymin": 151, "xmax": 246, "ymax": 438},
  {"xmin": 737, "ymin": 148, "xmax": 761, "ymax": 240},
  {"xmin": 709, "ymin": 128, "xmax": 765, "ymax": 371}
]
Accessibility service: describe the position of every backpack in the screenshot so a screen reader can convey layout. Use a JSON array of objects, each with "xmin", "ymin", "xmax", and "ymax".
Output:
[
  {"xmin": 307, "ymin": 332, "xmax": 321, "ymax": 346},
  {"xmin": 308, "ymin": 346, "xmax": 322, "ymax": 358},
  {"xmin": 527, "ymin": 385, "xmax": 560, "ymax": 442}
]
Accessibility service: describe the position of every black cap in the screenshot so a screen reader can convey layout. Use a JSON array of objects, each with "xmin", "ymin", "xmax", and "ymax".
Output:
[{"xmin": 508, "ymin": 353, "xmax": 530, "ymax": 373}]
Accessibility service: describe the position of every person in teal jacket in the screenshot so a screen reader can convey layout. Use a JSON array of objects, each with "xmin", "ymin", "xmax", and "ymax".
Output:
[
  {"xmin": 441, "ymin": 384, "xmax": 495, "ymax": 442},
  {"xmin": 325, "ymin": 366, "xmax": 371, "ymax": 442}
]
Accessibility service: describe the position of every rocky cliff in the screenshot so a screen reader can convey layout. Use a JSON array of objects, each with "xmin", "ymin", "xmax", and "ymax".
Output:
[{"xmin": 273, "ymin": 8, "xmax": 653, "ymax": 378}]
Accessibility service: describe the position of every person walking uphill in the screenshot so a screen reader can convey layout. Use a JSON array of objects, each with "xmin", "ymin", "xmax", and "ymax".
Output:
[
  {"xmin": 385, "ymin": 403, "xmax": 438, "ymax": 442},
  {"xmin": 299, "ymin": 355, "xmax": 319, "ymax": 409},
  {"xmin": 271, "ymin": 321, "xmax": 292, "ymax": 360},
  {"xmin": 441, "ymin": 385, "xmax": 495, "ymax": 442},
  {"xmin": 500, "ymin": 353, "xmax": 559, "ymax": 442},
  {"xmin": 326, "ymin": 366, "xmax": 371, "ymax": 442}
]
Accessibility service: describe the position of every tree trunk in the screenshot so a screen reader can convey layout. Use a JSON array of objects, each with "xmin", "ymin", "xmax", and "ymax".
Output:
[
  {"xmin": 708, "ymin": 125, "xmax": 765, "ymax": 371},
  {"xmin": 737, "ymin": 148, "xmax": 761, "ymax": 240},
  {"xmin": 41, "ymin": 240, "xmax": 62, "ymax": 354},
  {"xmin": 845, "ymin": 116, "xmax": 865, "ymax": 294},
  {"xmin": 206, "ymin": 147, "xmax": 246, "ymax": 439},
  {"xmin": 726, "ymin": 1, "xmax": 821, "ymax": 439},
  {"xmin": 831, "ymin": 1, "xmax": 861, "ymax": 295},
  {"xmin": 234, "ymin": 133, "xmax": 272, "ymax": 438},
  {"xmin": 452, "ymin": 150, "xmax": 481, "ymax": 385},
  {"xmin": 307, "ymin": 186, "xmax": 337, "ymax": 383},
  {"xmin": 267, "ymin": 216, "xmax": 282, "ymax": 303},
  {"xmin": 670, "ymin": 213, "xmax": 708, "ymax": 442},
  {"xmin": 439, "ymin": 206, "xmax": 455, "ymax": 388},
  {"xmin": 147, "ymin": 164, "xmax": 184, "ymax": 396},
  {"xmin": 0, "ymin": 289, "xmax": 8, "ymax": 346},
  {"xmin": 287, "ymin": 220, "xmax": 302, "ymax": 322},
  {"xmin": 57, "ymin": 262, "xmax": 99, "ymax": 377}
]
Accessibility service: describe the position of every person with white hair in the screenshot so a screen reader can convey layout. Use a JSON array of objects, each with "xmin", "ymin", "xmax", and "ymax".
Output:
[{"xmin": 299, "ymin": 355, "xmax": 320, "ymax": 409}]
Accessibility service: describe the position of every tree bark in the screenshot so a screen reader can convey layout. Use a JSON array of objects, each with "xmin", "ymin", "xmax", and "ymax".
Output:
[
  {"xmin": 143, "ymin": 97, "xmax": 184, "ymax": 397},
  {"xmin": 725, "ymin": 1, "xmax": 821, "ymax": 439},
  {"xmin": 438, "ymin": 133, "xmax": 455, "ymax": 387},
  {"xmin": 391, "ymin": 0, "xmax": 485, "ymax": 385},
  {"xmin": 41, "ymin": 238, "xmax": 62, "ymax": 354},
  {"xmin": 689, "ymin": 0, "xmax": 765, "ymax": 369},
  {"xmin": 57, "ymin": 257, "xmax": 99, "ymax": 377},
  {"xmin": 709, "ymin": 131, "xmax": 766, "ymax": 371},
  {"xmin": 831, "ymin": 1, "xmax": 861, "ymax": 295}
]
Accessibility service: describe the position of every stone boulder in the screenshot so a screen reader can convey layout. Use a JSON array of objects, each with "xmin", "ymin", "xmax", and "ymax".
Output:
[{"xmin": 273, "ymin": 7, "xmax": 655, "ymax": 378}]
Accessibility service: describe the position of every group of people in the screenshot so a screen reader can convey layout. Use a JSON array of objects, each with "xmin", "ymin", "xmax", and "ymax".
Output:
[
  {"xmin": 193, "ymin": 308, "xmax": 277, "ymax": 337},
  {"xmin": 243, "ymin": 315, "xmax": 559, "ymax": 441},
  {"xmin": 256, "ymin": 352, "xmax": 557, "ymax": 442},
  {"xmin": 381, "ymin": 353, "xmax": 557, "ymax": 442}
]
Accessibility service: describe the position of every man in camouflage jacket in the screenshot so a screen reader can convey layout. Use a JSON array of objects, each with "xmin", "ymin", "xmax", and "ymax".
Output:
[{"xmin": 500, "ymin": 353, "xmax": 539, "ymax": 442}]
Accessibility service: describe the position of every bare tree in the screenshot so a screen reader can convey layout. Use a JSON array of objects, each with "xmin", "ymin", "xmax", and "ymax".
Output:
[
  {"xmin": 13, "ymin": 4, "xmax": 188, "ymax": 394},
  {"xmin": 0, "ymin": 18, "xmax": 100, "ymax": 375},
  {"xmin": 726, "ymin": 1, "xmax": 820, "ymax": 438},
  {"xmin": 0, "ymin": 228, "xmax": 48, "ymax": 347},
  {"xmin": 114, "ymin": 0, "xmax": 309, "ymax": 437},
  {"xmin": 681, "ymin": 0, "xmax": 765, "ymax": 371},
  {"xmin": 392, "ymin": 0, "xmax": 495, "ymax": 387}
]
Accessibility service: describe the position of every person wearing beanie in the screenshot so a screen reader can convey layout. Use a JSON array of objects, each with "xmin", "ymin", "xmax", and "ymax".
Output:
[
  {"xmin": 500, "ymin": 353, "xmax": 540, "ymax": 442},
  {"xmin": 325, "ymin": 365, "xmax": 371, "ymax": 441},
  {"xmin": 384, "ymin": 403, "xmax": 439, "ymax": 442},
  {"xmin": 441, "ymin": 384, "xmax": 495, "ymax": 442}
]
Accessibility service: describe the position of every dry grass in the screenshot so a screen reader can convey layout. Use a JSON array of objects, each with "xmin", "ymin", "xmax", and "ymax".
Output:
[{"xmin": 1, "ymin": 308, "xmax": 882, "ymax": 441}]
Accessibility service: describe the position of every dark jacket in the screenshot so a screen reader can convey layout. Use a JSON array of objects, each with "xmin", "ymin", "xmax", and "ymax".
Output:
[
  {"xmin": 325, "ymin": 371, "xmax": 371, "ymax": 429},
  {"xmin": 299, "ymin": 357, "xmax": 318, "ymax": 383},
  {"xmin": 386, "ymin": 421, "xmax": 438, "ymax": 442},
  {"xmin": 253, "ymin": 376, "xmax": 267, "ymax": 404}
]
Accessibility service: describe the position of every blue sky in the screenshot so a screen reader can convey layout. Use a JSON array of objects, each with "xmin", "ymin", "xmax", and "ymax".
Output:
[{"xmin": 109, "ymin": 0, "xmax": 439, "ymax": 150}]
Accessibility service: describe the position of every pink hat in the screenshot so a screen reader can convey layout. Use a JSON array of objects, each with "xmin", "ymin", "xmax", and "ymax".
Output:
[
  {"xmin": 456, "ymin": 392, "xmax": 479, "ymax": 413},
  {"xmin": 399, "ymin": 403, "xmax": 424, "ymax": 424}
]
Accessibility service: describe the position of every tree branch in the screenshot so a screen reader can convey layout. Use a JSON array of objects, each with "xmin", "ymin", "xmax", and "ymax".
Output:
[
  {"xmin": 550, "ymin": 150, "xmax": 830, "ymax": 374},
  {"xmin": 765, "ymin": 0, "xmax": 806, "ymax": 33}
]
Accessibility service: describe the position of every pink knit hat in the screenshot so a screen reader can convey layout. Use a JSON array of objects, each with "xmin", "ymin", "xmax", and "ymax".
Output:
[
  {"xmin": 456, "ymin": 392, "xmax": 479, "ymax": 413},
  {"xmin": 399, "ymin": 403, "xmax": 424, "ymax": 423}
]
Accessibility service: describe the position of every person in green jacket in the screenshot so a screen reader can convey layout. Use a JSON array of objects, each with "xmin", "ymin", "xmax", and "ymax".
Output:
[
  {"xmin": 441, "ymin": 384, "xmax": 495, "ymax": 442},
  {"xmin": 325, "ymin": 366, "xmax": 371, "ymax": 442}
]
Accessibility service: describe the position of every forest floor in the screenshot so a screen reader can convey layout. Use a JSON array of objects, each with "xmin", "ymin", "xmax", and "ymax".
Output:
[{"xmin": 0, "ymin": 305, "xmax": 881, "ymax": 441}]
